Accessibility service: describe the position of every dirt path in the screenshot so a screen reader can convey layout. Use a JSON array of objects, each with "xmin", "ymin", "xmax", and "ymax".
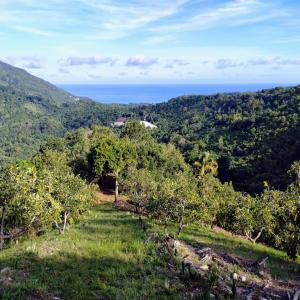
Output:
[{"xmin": 95, "ymin": 191, "xmax": 127, "ymax": 204}]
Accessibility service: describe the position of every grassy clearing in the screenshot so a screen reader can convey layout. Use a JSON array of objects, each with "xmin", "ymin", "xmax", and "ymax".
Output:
[
  {"xmin": 0, "ymin": 204, "xmax": 183, "ymax": 300},
  {"xmin": 0, "ymin": 202, "xmax": 299, "ymax": 300}
]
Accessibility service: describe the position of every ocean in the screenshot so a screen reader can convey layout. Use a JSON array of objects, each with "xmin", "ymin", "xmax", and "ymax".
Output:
[{"xmin": 59, "ymin": 84, "xmax": 292, "ymax": 104}]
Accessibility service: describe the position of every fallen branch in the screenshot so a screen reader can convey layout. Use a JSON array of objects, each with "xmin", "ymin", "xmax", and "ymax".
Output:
[{"xmin": 258, "ymin": 257, "xmax": 268, "ymax": 268}]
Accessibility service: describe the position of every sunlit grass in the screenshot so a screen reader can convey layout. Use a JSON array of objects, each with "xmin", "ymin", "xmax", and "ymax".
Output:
[
  {"xmin": 0, "ymin": 204, "xmax": 183, "ymax": 300},
  {"xmin": 0, "ymin": 203, "xmax": 299, "ymax": 299},
  {"xmin": 180, "ymin": 224, "xmax": 300, "ymax": 280}
]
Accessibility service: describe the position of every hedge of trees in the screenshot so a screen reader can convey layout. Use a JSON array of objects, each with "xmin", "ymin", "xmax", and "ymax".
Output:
[
  {"xmin": 118, "ymin": 123, "xmax": 299, "ymax": 259},
  {"xmin": 0, "ymin": 145, "xmax": 97, "ymax": 249}
]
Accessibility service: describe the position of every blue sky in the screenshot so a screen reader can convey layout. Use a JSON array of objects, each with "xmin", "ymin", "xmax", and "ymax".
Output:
[{"xmin": 0, "ymin": 0, "xmax": 300, "ymax": 84}]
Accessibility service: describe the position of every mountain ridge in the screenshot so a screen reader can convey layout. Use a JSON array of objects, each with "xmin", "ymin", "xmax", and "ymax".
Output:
[
  {"xmin": 0, "ymin": 60, "xmax": 75, "ymax": 105},
  {"xmin": 0, "ymin": 61, "xmax": 299, "ymax": 194}
]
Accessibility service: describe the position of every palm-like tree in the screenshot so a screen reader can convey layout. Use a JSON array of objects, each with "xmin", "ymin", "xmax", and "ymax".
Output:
[{"xmin": 194, "ymin": 152, "xmax": 218, "ymax": 178}]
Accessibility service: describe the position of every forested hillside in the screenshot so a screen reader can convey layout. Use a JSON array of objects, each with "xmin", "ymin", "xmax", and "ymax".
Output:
[
  {"xmin": 0, "ymin": 61, "xmax": 74, "ymax": 104},
  {"xmin": 0, "ymin": 61, "xmax": 130, "ymax": 161},
  {"xmin": 0, "ymin": 61, "xmax": 300, "ymax": 194},
  {"xmin": 0, "ymin": 123, "xmax": 299, "ymax": 299},
  {"xmin": 137, "ymin": 86, "xmax": 300, "ymax": 193},
  {"xmin": 0, "ymin": 85, "xmax": 65, "ymax": 160}
]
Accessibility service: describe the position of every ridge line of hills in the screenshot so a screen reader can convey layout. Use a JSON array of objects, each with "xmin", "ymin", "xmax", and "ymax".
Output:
[{"xmin": 0, "ymin": 60, "xmax": 299, "ymax": 193}]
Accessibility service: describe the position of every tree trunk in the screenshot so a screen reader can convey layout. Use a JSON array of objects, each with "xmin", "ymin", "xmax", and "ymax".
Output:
[
  {"xmin": 246, "ymin": 228, "xmax": 264, "ymax": 244},
  {"xmin": 54, "ymin": 212, "xmax": 69, "ymax": 235},
  {"xmin": 177, "ymin": 214, "xmax": 184, "ymax": 236},
  {"xmin": 62, "ymin": 212, "xmax": 69, "ymax": 234},
  {"xmin": 54, "ymin": 221, "xmax": 63, "ymax": 234},
  {"xmin": 115, "ymin": 176, "xmax": 119, "ymax": 203},
  {"xmin": 177, "ymin": 200, "xmax": 186, "ymax": 236},
  {"xmin": 0, "ymin": 205, "xmax": 7, "ymax": 250}
]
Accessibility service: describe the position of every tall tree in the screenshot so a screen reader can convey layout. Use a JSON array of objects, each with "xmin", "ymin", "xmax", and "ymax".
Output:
[
  {"xmin": 91, "ymin": 136, "xmax": 136, "ymax": 201},
  {"xmin": 194, "ymin": 152, "xmax": 218, "ymax": 178}
]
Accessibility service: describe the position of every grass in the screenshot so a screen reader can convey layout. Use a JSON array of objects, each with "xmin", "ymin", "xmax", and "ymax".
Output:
[
  {"xmin": 0, "ymin": 202, "xmax": 299, "ymax": 299},
  {"xmin": 0, "ymin": 204, "xmax": 184, "ymax": 300},
  {"xmin": 179, "ymin": 224, "xmax": 300, "ymax": 280}
]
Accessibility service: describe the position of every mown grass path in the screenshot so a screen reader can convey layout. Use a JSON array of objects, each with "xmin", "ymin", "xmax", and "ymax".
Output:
[
  {"xmin": 0, "ymin": 201, "xmax": 299, "ymax": 299},
  {"xmin": 0, "ymin": 204, "xmax": 182, "ymax": 300}
]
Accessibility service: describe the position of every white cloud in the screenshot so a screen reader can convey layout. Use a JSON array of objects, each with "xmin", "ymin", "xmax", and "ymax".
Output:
[
  {"xmin": 0, "ymin": 0, "xmax": 190, "ymax": 40},
  {"xmin": 141, "ymin": 35, "xmax": 175, "ymax": 46},
  {"xmin": 2, "ymin": 56, "xmax": 45, "ymax": 69},
  {"xmin": 59, "ymin": 56, "xmax": 118, "ymax": 67},
  {"xmin": 151, "ymin": 0, "xmax": 277, "ymax": 33},
  {"xmin": 215, "ymin": 59, "xmax": 245, "ymax": 69},
  {"xmin": 213, "ymin": 56, "xmax": 300, "ymax": 69},
  {"xmin": 83, "ymin": 0, "xmax": 189, "ymax": 35},
  {"xmin": 9, "ymin": 25, "xmax": 57, "ymax": 37},
  {"xmin": 58, "ymin": 67, "xmax": 69, "ymax": 74},
  {"xmin": 248, "ymin": 56, "xmax": 300, "ymax": 66},
  {"xmin": 88, "ymin": 74, "xmax": 102, "ymax": 79},
  {"xmin": 165, "ymin": 59, "xmax": 189, "ymax": 69},
  {"xmin": 23, "ymin": 61, "xmax": 43, "ymax": 69},
  {"xmin": 125, "ymin": 56, "xmax": 158, "ymax": 68}
]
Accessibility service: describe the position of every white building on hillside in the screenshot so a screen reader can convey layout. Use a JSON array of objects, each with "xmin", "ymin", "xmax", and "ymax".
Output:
[
  {"xmin": 140, "ymin": 121, "xmax": 157, "ymax": 129},
  {"xmin": 112, "ymin": 117, "xmax": 127, "ymax": 127},
  {"xmin": 112, "ymin": 118, "xmax": 157, "ymax": 129}
]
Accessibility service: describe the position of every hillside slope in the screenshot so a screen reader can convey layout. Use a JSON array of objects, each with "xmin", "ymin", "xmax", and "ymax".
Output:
[
  {"xmin": 0, "ymin": 201, "xmax": 298, "ymax": 299},
  {"xmin": 0, "ymin": 203, "xmax": 184, "ymax": 299},
  {"xmin": 137, "ymin": 86, "xmax": 300, "ymax": 192},
  {"xmin": 0, "ymin": 61, "xmax": 74, "ymax": 105},
  {"xmin": 0, "ymin": 85, "xmax": 66, "ymax": 161},
  {"xmin": 0, "ymin": 62, "xmax": 130, "ymax": 161},
  {"xmin": 0, "ymin": 61, "xmax": 299, "ymax": 193}
]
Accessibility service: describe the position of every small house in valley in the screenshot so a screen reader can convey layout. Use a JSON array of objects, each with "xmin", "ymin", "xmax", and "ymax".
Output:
[{"xmin": 112, "ymin": 118, "xmax": 157, "ymax": 129}]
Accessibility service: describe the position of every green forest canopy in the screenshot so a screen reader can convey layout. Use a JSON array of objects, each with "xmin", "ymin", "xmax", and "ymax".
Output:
[
  {"xmin": 0, "ymin": 123, "xmax": 299, "ymax": 260},
  {"xmin": 0, "ymin": 60, "xmax": 300, "ymax": 194}
]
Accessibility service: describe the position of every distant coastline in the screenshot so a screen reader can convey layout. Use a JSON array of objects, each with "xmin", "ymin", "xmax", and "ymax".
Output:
[{"xmin": 58, "ymin": 83, "xmax": 294, "ymax": 104}]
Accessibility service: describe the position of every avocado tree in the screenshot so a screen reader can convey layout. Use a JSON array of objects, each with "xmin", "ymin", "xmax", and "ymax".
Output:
[
  {"xmin": 0, "ymin": 162, "xmax": 59, "ymax": 248},
  {"xmin": 122, "ymin": 166, "xmax": 157, "ymax": 211},
  {"xmin": 150, "ymin": 172, "xmax": 200, "ymax": 235},
  {"xmin": 91, "ymin": 136, "xmax": 136, "ymax": 202},
  {"xmin": 277, "ymin": 163, "xmax": 300, "ymax": 260},
  {"xmin": 233, "ymin": 187, "xmax": 276, "ymax": 244},
  {"xmin": 51, "ymin": 173, "xmax": 96, "ymax": 234},
  {"xmin": 278, "ymin": 183, "xmax": 300, "ymax": 260},
  {"xmin": 196, "ymin": 173, "xmax": 238, "ymax": 228},
  {"xmin": 34, "ymin": 150, "xmax": 96, "ymax": 234}
]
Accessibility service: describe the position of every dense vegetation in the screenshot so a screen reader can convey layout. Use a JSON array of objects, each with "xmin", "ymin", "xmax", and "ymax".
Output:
[
  {"xmin": 136, "ymin": 86, "xmax": 300, "ymax": 193},
  {"xmin": 0, "ymin": 118, "xmax": 298, "ymax": 298},
  {"xmin": 1, "ymin": 61, "xmax": 300, "ymax": 196},
  {"xmin": 0, "ymin": 62, "xmax": 299, "ymax": 264},
  {"xmin": 2, "ymin": 121, "xmax": 297, "ymax": 259}
]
